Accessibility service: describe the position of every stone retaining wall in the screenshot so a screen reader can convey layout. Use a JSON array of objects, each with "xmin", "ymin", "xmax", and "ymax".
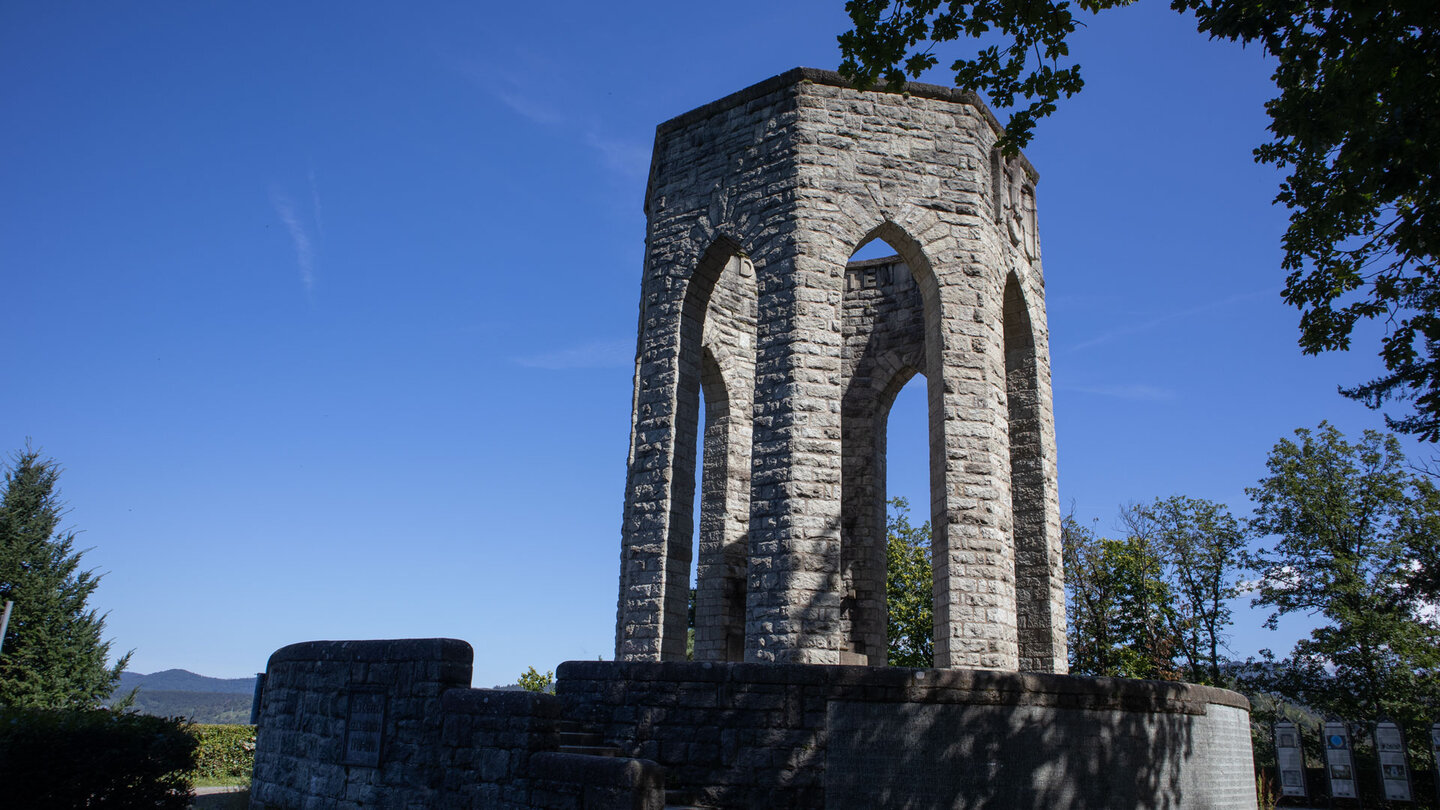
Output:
[
  {"xmin": 249, "ymin": 639, "xmax": 661, "ymax": 810},
  {"xmin": 558, "ymin": 659, "xmax": 1258, "ymax": 809}
]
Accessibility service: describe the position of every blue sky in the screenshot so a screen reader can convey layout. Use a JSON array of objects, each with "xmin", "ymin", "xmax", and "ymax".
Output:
[{"xmin": 2, "ymin": 2, "xmax": 1422, "ymax": 686}]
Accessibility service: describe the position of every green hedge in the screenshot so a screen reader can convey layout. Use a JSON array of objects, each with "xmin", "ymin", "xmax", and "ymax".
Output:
[
  {"xmin": 0, "ymin": 706, "xmax": 197, "ymax": 809},
  {"xmin": 191, "ymin": 723, "xmax": 255, "ymax": 780}
]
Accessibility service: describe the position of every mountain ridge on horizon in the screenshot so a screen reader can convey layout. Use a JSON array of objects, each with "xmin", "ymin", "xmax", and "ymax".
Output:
[{"xmin": 116, "ymin": 668, "xmax": 257, "ymax": 696}]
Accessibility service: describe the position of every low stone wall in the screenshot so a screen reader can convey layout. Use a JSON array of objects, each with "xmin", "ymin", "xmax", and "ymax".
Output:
[
  {"xmin": 250, "ymin": 639, "xmax": 662, "ymax": 810},
  {"xmin": 251, "ymin": 642, "xmax": 1255, "ymax": 809},
  {"xmin": 251, "ymin": 638, "xmax": 470, "ymax": 808},
  {"xmin": 557, "ymin": 660, "xmax": 1258, "ymax": 810}
]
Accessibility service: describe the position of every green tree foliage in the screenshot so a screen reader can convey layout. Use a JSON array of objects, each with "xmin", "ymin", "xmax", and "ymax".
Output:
[
  {"xmin": 839, "ymin": 0, "xmax": 1440, "ymax": 440},
  {"xmin": 189, "ymin": 723, "xmax": 256, "ymax": 783},
  {"xmin": 1064, "ymin": 497, "xmax": 1244, "ymax": 682},
  {"xmin": 1126, "ymin": 497, "xmax": 1246, "ymax": 685},
  {"xmin": 885, "ymin": 497, "xmax": 933, "ymax": 667},
  {"xmin": 1243, "ymin": 423, "xmax": 1440, "ymax": 734},
  {"xmin": 0, "ymin": 448, "xmax": 128, "ymax": 708},
  {"xmin": 517, "ymin": 666, "xmax": 555, "ymax": 694},
  {"xmin": 1062, "ymin": 515, "xmax": 1177, "ymax": 679}
]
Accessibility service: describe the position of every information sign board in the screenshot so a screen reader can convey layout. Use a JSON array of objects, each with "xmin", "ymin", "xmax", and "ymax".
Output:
[
  {"xmin": 1375, "ymin": 722, "xmax": 1412, "ymax": 801},
  {"xmin": 1274, "ymin": 721, "xmax": 1307, "ymax": 798},
  {"xmin": 1324, "ymin": 721, "xmax": 1357, "ymax": 799},
  {"xmin": 1431, "ymin": 723, "xmax": 1440, "ymax": 802}
]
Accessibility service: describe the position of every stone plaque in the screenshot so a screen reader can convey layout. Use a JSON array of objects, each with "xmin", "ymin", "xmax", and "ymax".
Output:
[
  {"xmin": 342, "ymin": 688, "xmax": 386, "ymax": 767},
  {"xmin": 1375, "ymin": 722, "xmax": 1412, "ymax": 801},
  {"xmin": 1323, "ymin": 721, "xmax": 1356, "ymax": 799},
  {"xmin": 1274, "ymin": 721, "xmax": 1306, "ymax": 798}
]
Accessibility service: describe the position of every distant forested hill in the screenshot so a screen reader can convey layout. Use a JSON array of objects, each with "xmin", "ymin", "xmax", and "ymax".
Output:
[
  {"xmin": 108, "ymin": 670, "xmax": 258, "ymax": 724},
  {"xmin": 116, "ymin": 669, "xmax": 256, "ymax": 695}
]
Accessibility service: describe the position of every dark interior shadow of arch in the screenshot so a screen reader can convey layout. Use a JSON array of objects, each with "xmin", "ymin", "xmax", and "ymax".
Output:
[{"xmin": 696, "ymin": 344, "xmax": 748, "ymax": 662}]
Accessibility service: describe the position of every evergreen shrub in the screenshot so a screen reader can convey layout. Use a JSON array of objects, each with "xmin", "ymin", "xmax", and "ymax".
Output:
[
  {"xmin": 0, "ymin": 706, "xmax": 197, "ymax": 809},
  {"xmin": 192, "ymin": 723, "xmax": 256, "ymax": 780}
]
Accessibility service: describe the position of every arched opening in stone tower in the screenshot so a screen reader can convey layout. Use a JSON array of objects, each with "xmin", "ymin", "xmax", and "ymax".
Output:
[
  {"xmin": 839, "ymin": 231, "xmax": 935, "ymax": 667},
  {"xmin": 669, "ymin": 240, "xmax": 756, "ymax": 663},
  {"xmin": 1004, "ymin": 273, "xmax": 1054, "ymax": 671}
]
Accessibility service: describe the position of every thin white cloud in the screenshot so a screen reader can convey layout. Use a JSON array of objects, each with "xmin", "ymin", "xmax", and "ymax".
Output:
[
  {"xmin": 514, "ymin": 339, "xmax": 633, "ymax": 370},
  {"xmin": 449, "ymin": 53, "xmax": 647, "ymax": 179},
  {"xmin": 307, "ymin": 167, "xmax": 324, "ymax": 241},
  {"xmin": 1062, "ymin": 288, "xmax": 1278, "ymax": 354},
  {"xmin": 492, "ymin": 86, "xmax": 567, "ymax": 126},
  {"xmin": 270, "ymin": 189, "xmax": 317, "ymax": 292},
  {"xmin": 584, "ymin": 131, "xmax": 651, "ymax": 179},
  {"xmin": 1063, "ymin": 383, "xmax": 1176, "ymax": 401}
]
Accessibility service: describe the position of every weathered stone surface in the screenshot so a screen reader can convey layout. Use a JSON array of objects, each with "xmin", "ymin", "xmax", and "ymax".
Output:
[
  {"xmin": 249, "ymin": 639, "xmax": 663, "ymax": 810},
  {"xmin": 616, "ymin": 67, "xmax": 1065, "ymax": 671},
  {"xmin": 557, "ymin": 660, "xmax": 1257, "ymax": 810}
]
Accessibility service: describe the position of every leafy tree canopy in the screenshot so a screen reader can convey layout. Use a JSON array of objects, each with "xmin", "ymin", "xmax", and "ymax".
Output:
[
  {"xmin": 1063, "ymin": 497, "xmax": 1244, "ymax": 683},
  {"xmin": 517, "ymin": 666, "xmax": 555, "ymax": 694},
  {"xmin": 1063, "ymin": 514, "xmax": 1179, "ymax": 680},
  {"xmin": 839, "ymin": 0, "xmax": 1440, "ymax": 439},
  {"xmin": 885, "ymin": 497, "xmax": 933, "ymax": 667},
  {"xmin": 0, "ymin": 448, "xmax": 128, "ymax": 709},
  {"xmin": 1243, "ymin": 423, "xmax": 1440, "ymax": 732}
]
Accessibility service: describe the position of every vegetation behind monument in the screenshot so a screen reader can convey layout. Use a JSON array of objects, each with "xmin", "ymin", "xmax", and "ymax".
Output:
[
  {"xmin": 885, "ymin": 497, "xmax": 933, "ymax": 667},
  {"xmin": 0, "ymin": 447, "xmax": 127, "ymax": 708},
  {"xmin": 839, "ymin": 0, "xmax": 1440, "ymax": 440},
  {"xmin": 885, "ymin": 423, "xmax": 1438, "ymax": 773},
  {"xmin": 1242, "ymin": 424, "xmax": 1440, "ymax": 753}
]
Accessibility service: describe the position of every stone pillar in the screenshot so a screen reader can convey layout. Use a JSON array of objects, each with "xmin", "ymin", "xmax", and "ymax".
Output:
[{"xmin": 745, "ymin": 245, "xmax": 846, "ymax": 664}]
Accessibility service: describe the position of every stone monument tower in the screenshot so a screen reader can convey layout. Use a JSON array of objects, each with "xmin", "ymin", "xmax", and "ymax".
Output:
[
  {"xmin": 251, "ymin": 70, "xmax": 1256, "ymax": 810},
  {"xmin": 615, "ymin": 68, "xmax": 1065, "ymax": 673}
]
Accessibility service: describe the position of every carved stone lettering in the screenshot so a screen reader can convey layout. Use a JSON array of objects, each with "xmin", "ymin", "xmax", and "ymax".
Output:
[{"xmin": 342, "ymin": 689, "xmax": 386, "ymax": 767}]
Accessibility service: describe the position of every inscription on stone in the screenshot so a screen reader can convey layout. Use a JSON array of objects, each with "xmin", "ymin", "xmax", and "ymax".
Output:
[{"xmin": 342, "ymin": 688, "xmax": 386, "ymax": 767}]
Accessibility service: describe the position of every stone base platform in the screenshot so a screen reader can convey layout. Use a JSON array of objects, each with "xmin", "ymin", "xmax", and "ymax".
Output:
[
  {"xmin": 248, "ymin": 639, "xmax": 1257, "ymax": 810},
  {"xmin": 558, "ymin": 660, "xmax": 1259, "ymax": 810}
]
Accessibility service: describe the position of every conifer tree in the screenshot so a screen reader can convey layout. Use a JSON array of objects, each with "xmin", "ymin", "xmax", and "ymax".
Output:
[{"xmin": 0, "ymin": 448, "xmax": 128, "ymax": 708}]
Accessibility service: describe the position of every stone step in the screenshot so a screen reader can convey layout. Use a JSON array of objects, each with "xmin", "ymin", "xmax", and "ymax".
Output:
[
  {"xmin": 556, "ymin": 744, "xmax": 620, "ymax": 757},
  {"xmin": 665, "ymin": 790, "xmax": 711, "ymax": 808},
  {"xmin": 557, "ymin": 729, "xmax": 604, "ymax": 747}
]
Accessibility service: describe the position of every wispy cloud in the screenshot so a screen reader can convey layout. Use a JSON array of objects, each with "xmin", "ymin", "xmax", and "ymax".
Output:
[
  {"xmin": 448, "ymin": 53, "xmax": 648, "ymax": 180},
  {"xmin": 1062, "ymin": 288, "xmax": 1279, "ymax": 354},
  {"xmin": 585, "ymin": 131, "xmax": 651, "ymax": 178},
  {"xmin": 1063, "ymin": 383, "xmax": 1176, "ymax": 401},
  {"xmin": 270, "ymin": 188, "xmax": 318, "ymax": 292},
  {"xmin": 514, "ymin": 339, "xmax": 633, "ymax": 370},
  {"xmin": 490, "ymin": 85, "xmax": 567, "ymax": 126},
  {"xmin": 307, "ymin": 167, "xmax": 324, "ymax": 241}
]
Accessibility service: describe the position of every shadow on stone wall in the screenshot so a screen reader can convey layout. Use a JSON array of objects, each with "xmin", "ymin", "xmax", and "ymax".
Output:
[
  {"xmin": 559, "ymin": 661, "xmax": 1256, "ymax": 810},
  {"xmin": 824, "ymin": 681, "xmax": 1202, "ymax": 809}
]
